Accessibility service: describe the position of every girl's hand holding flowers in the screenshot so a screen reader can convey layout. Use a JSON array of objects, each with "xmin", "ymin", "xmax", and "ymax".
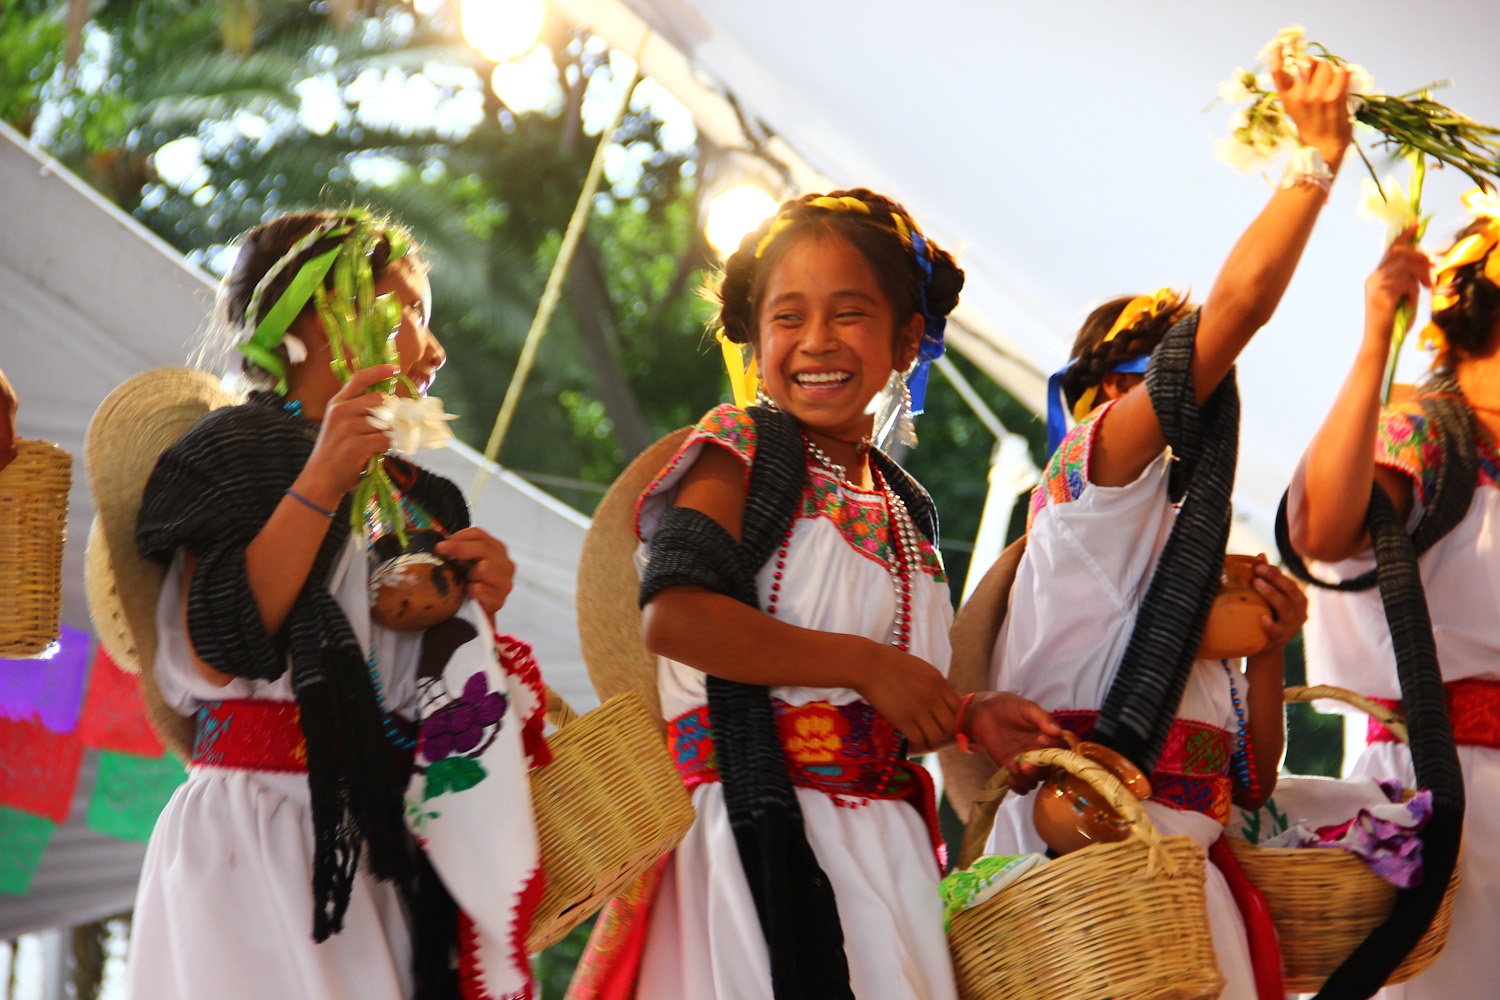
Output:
[
  {"xmin": 1270, "ymin": 47, "xmax": 1353, "ymax": 171},
  {"xmin": 296, "ymin": 364, "xmax": 400, "ymax": 507}
]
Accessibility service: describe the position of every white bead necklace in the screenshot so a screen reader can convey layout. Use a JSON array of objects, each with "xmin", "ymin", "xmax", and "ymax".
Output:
[{"xmin": 767, "ymin": 436, "xmax": 916, "ymax": 652}]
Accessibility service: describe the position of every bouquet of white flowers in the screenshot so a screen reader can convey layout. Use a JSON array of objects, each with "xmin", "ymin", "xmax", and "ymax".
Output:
[{"xmin": 1215, "ymin": 24, "xmax": 1500, "ymax": 189}]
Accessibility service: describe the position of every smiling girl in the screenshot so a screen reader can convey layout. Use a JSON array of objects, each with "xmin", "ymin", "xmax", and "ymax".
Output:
[{"xmin": 568, "ymin": 190, "xmax": 1062, "ymax": 1000}]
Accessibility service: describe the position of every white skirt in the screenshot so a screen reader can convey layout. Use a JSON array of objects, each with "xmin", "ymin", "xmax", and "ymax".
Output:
[
  {"xmin": 128, "ymin": 766, "xmax": 411, "ymax": 1000},
  {"xmin": 636, "ymin": 782, "xmax": 957, "ymax": 1000}
]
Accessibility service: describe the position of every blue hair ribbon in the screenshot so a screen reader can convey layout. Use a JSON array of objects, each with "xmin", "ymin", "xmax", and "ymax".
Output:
[{"xmin": 1045, "ymin": 353, "xmax": 1150, "ymax": 457}]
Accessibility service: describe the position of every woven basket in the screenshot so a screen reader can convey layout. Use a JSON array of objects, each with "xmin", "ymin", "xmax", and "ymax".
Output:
[
  {"xmin": 0, "ymin": 440, "xmax": 72, "ymax": 657},
  {"xmin": 1223, "ymin": 684, "xmax": 1458, "ymax": 991},
  {"xmin": 527, "ymin": 686, "xmax": 694, "ymax": 952},
  {"xmin": 950, "ymin": 748, "xmax": 1225, "ymax": 1000}
]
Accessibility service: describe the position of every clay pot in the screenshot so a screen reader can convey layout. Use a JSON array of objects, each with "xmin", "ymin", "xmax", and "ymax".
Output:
[
  {"xmin": 1196, "ymin": 554, "xmax": 1272, "ymax": 660},
  {"xmin": 1032, "ymin": 733, "xmax": 1152, "ymax": 856},
  {"xmin": 369, "ymin": 530, "xmax": 467, "ymax": 631}
]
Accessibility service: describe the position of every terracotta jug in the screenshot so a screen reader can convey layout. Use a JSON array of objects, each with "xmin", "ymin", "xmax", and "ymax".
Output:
[
  {"xmin": 1031, "ymin": 733, "xmax": 1152, "ymax": 856},
  {"xmin": 1196, "ymin": 553, "xmax": 1272, "ymax": 660}
]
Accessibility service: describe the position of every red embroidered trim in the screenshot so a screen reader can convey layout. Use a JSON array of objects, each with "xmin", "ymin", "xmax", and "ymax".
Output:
[
  {"xmin": 1051, "ymin": 709, "xmax": 1234, "ymax": 824},
  {"xmin": 634, "ymin": 405, "xmax": 756, "ymax": 541},
  {"xmin": 192, "ymin": 700, "xmax": 307, "ymax": 772},
  {"xmin": 1366, "ymin": 678, "xmax": 1500, "ymax": 749},
  {"xmin": 495, "ymin": 633, "xmax": 552, "ymax": 769}
]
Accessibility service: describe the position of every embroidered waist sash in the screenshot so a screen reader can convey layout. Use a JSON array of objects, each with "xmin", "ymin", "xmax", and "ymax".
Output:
[
  {"xmin": 193, "ymin": 699, "xmax": 415, "ymax": 772},
  {"xmin": 668, "ymin": 699, "xmax": 944, "ymax": 867},
  {"xmin": 1367, "ymin": 678, "xmax": 1500, "ymax": 749},
  {"xmin": 1054, "ymin": 710, "xmax": 1234, "ymax": 825}
]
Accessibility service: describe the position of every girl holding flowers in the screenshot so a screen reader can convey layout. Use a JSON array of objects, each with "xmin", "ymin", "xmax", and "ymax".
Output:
[
  {"xmin": 570, "ymin": 189, "xmax": 1063, "ymax": 1000},
  {"xmin": 1287, "ymin": 194, "xmax": 1500, "ymax": 997},
  {"xmin": 976, "ymin": 50, "xmax": 1347, "ymax": 1000},
  {"xmin": 127, "ymin": 209, "xmax": 543, "ymax": 1000}
]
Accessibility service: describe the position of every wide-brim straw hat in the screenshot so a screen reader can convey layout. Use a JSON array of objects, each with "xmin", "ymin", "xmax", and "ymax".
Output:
[
  {"xmin": 575, "ymin": 427, "xmax": 689, "ymax": 728},
  {"xmin": 84, "ymin": 367, "xmax": 238, "ymax": 758}
]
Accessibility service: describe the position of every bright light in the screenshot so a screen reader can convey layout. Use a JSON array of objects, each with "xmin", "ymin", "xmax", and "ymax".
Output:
[
  {"xmin": 461, "ymin": 0, "xmax": 545, "ymax": 63},
  {"xmin": 705, "ymin": 184, "xmax": 779, "ymax": 259}
]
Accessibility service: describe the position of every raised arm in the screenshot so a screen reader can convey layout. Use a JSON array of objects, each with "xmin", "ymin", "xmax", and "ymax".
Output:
[
  {"xmin": 1288, "ymin": 234, "xmax": 1428, "ymax": 561},
  {"xmin": 1091, "ymin": 53, "xmax": 1353, "ymax": 486}
]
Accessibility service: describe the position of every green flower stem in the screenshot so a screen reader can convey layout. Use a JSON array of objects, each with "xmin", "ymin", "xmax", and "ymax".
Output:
[{"xmin": 1381, "ymin": 153, "xmax": 1429, "ymax": 406}]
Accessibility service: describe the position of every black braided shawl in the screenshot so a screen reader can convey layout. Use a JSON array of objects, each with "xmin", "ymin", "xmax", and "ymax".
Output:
[
  {"xmin": 136, "ymin": 394, "xmax": 468, "ymax": 994},
  {"xmin": 639, "ymin": 404, "xmax": 938, "ymax": 1000},
  {"xmin": 1274, "ymin": 379, "xmax": 1470, "ymax": 999},
  {"xmin": 1092, "ymin": 312, "xmax": 1240, "ymax": 774}
]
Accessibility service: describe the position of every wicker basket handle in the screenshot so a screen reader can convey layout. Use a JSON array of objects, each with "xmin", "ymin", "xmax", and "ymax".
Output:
[
  {"xmin": 1284, "ymin": 684, "xmax": 1408, "ymax": 745},
  {"xmin": 544, "ymin": 684, "xmax": 580, "ymax": 731},
  {"xmin": 957, "ymin": 747, "xmax": 1172, "ymax": 874}
]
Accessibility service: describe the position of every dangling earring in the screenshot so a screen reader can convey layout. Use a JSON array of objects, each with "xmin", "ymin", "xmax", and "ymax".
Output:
[
  {"xmin": 894, "ymin": 375, "xmax": 917, "ymax": 449},
  {"xmin": 755, "ymin": 378, "xmax": 777, "ymax": 410}
]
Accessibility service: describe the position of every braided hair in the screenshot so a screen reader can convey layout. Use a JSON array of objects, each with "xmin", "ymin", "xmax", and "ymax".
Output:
[
  {"xmin": 1060, "ymin": 291, "xmax": 1196, "ymax": 412},
  {"xmin": 714, "ymin": 188, "xmax": 964, "ymax": 357},
  {"xmin": 1429, "ymin": 219, "xmax": 1500, "ymax": 371}
]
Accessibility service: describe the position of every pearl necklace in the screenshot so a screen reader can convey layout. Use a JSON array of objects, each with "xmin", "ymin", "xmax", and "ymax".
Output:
[{"xmin": 769, "ymin": 437, "xmax": 916, "ymax": 652}]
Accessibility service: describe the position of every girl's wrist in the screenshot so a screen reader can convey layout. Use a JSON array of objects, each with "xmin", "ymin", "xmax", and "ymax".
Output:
[{"xmin": 291, "ymin": 472, "xmax": 345, "ymax": 513}]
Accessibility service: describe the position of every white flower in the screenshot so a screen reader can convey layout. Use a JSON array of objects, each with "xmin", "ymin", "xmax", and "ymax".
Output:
[
  {"xmin": 282, "ymin": 334, "xmax": 308, "ymax": 364},
  {"xmin": 1345, "ymin": 63, "xmax": 1378, "ymax": 97},
  {"xmin": 1358, "ymin": 176, "xmax": 1420, "ymax": 245},
  {"xmin": 1257, "ymin": 24, "xmax": 1308, "ymax": 75},
  {"xmin": 1213, "ymin": 134, "xmax": 1274, "ymax": 173},
  {"xmin": 1218, "ymin": 68, "xmax": 1256, "ymax": 105},
  {"xmin": 367, "ymin": 395, "xmax": 459, "ymax": 454}
]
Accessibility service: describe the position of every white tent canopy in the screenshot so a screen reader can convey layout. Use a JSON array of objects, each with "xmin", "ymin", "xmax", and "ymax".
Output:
[
  {"xmin": 0, "ymin": 120, "xmax": 592, "ymax": 936},
  {"xmin": 559, "ymin": 0, "xmax": 1500, "ymax": 543}
]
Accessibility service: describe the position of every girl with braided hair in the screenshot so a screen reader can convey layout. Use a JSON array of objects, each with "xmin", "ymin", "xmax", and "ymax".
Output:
[
  {"xmin": 126, "ymin": 209, "xmax": 545, "ymax": 1000},
  {"xmin": 569, "ymin": 189, "xmax": 1062, "ymax": 1000},
  {"xmin": 1287, "ymin": 201, "xmax": 1500, "ymax": 997},
  {"xmin": 974, "ymin": 50, "xmax": 1347, "ymax": 1000}
]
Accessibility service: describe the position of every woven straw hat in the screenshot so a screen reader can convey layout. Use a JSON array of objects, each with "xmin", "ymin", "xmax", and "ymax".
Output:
[
  {"xmin": 84, "ymin": 367, "xmax": 238, "ymax": 758},
  {"xmin": 575, "ymin": 427, "xmax": 689, "ymax": 729}
]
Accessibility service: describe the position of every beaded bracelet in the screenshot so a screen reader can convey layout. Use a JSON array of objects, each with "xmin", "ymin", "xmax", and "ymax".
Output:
[
  {"xmin": 284, "ymin": 487, "xmax": 336, "ymax": 519},
  {"xmin": 954, "ymin": 691, "xmax": 979, "ymax": 754}
]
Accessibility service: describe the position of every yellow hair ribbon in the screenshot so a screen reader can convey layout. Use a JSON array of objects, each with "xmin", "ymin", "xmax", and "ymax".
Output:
[
  {"xmin": 1101, "ymin": 287, "xmax": 1178, "ymax": 346},
  {"xmin": 1071, "ymin": 287, "xmax": 1178, "ymax": 420},
  {"xmin": 807, "ymin": 195, "xmax": 871, "ymax": 214},
  {"xmin": 891, "ymin": 212, "xmax": 912, "ymax": 245},
  {"xmin": 754, "ymin": 196, "xmax": 877, "ymax": 257},
  {"xmin": 1418, "ymin": 320, "xmax": 1448, "ymax": 355},
  {"xmin": 1072, "ymin": 386, "xmax": 1101, "ymax": 422},
  {"xmin": 717, "ymin": 330, "xmax": 758, "ymax": 408}
]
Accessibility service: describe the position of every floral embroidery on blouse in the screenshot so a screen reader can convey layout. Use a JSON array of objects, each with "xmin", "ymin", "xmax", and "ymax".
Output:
[
  {"xmin": 1375, "ymin": 401, "xmax": 1500, "ymax": 506},
  {"xmin": 799, "ymin": 467, "xmax": 946, "ymax": 581},
  {"xmin": 1029, "ymin": 401, "xmax": 1115, "ymax": 529}
]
